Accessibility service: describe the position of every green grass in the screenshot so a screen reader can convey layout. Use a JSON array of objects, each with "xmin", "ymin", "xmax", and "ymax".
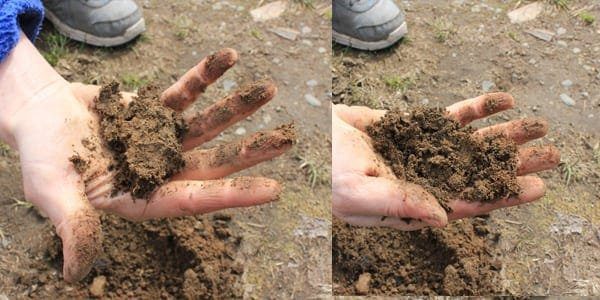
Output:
[
  {"xmin": 40, "ymin": 32, "xmax": 69, "ymax": 66},
  {"xmin": 432, "ymin": 19, "xmax": 454, "ymax": 43},
  {"xmin": 559, "ymin": 158, "xmax": 580, "ymax": 186},
  {"xmin": 322, "ymin": 8, "xmax": 332, "ymax": 20},
  {"xmin": 383, "ymin": 75, "xmax": 414, "ymax": 93},
  {"xmin": 173, "ymin": 17, "xmax": 193, "ymax": 40},
  {"xmin": 548, "ymin": 0, "xmax": 570, "ymax": 9},
  {"xmin": 121, "ymin": 74, "xmax": 149, "ymax": 90},
  {"xmin": 297, "ymin": 155, "xmax": 326, "ymax": 188},
  {"xmin": 507, "ymin": 31, "xmax": 520, "ymax": 42},
  {"xmin": 579, "ymin": 11, "xmax": 596, "ymax": 25},
  {"xmin": 250, "ymin": 28, "xmax": 264, "ymax": 40}
]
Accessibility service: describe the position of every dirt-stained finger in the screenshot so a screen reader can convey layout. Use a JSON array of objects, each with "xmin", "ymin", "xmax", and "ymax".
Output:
[
  {"xmin": 161, "ymin": 48, "xmax": 238, "ymax": 112},
  {"xmin": 446, "ymin": 92, "xmax": 515, "ymax": 126},
  {"xmin": 448, "ymin": 175, "xmax": 546, "ymax": 220},
  {"xmin": 475, "ymin": 117, "xmax": 548, "ymax": 145},
  {"xmin": 333, "ymin": 104, "xmax": 387, "ymax": 132},
  {"xmin": 173, "ymin": 124, "xmax": 295, "ymax": 180},
  {"xmin": 517, "ymin": 145, "xmax": 561, "ymax": 175},
  {"xmin": 182, "ymin": 79, "xmax": 277, "ymax": 150}
]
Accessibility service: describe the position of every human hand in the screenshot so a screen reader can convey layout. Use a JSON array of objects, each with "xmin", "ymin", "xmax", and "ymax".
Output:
[
  {"xmin": 0, "ymin": 36, "xmax": 292, "ymax": 282},
  {"xmin": 332, "ymin": 93, "xmax": 560, "ymax": 230}
]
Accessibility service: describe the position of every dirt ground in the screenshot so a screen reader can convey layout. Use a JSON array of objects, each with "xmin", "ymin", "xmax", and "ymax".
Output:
[
  {"xmin": 0, "ymin": 0, "xmax": 331, "ymax": 298},
  {"xmin": 333, "ymin": 0, "xmax": 599, "ymax": 296}
]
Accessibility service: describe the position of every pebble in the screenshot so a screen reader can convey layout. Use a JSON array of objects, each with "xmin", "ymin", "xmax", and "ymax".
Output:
[
  {"xmin": 235, "ymin": 127, "xmax": 247, "ymax": 135},
  {"xmin": 589, "ymin": 114, "xmax": 594, "ymax": 118},
  {"xmin": 301, "ymin": 26, "xmax": 312, "ymax": 35},
  {"xmin": 560, "ymin": 93, "xmax": 575, "ymax": 106},
  {"xmin": 304, "ymin": 94, "xmax": 322, "ymax": 107},
  {"xmin": 222, "ymin": 79, "xmax": 237, "ymax": 92},
  {"xmin": 573, "ymin": 47, "xmax": 581, "ymax": 54},
  {"xmin": 318, "ymin": 47, "xmax": 326, "ymax": 53},
  {"xmin": 557, "ymin": 40, "xmax": 568, "ymax": 47},
  {"xmin": 421, "ymin": 98, "xmax": 430, "ymax": 105},
  {"xmin": 89, "ymin": 276, "xmax": 107, "ymax": 298},
  {"xmin": 306, "ymin": 79, "xmax": 318, "ymax": 87},
  {"xmin": 355, "ymin": 273, "xmax": 372, "ymax": 295},
  {"xmin": 561, "ymin": 79, "xmax": 573, "ymax": 88},
  {"xmin": 481, "ymin": 80, "xmax": 495, "ymax": 92},
  {"xmin": 262, "ymin": 114, "xmax": 272, "ymax": 124},
  {"xmin": 528, "ymin": 58, "xmax": 536, "ymax": 65},
  {"xmin": 556, "ymin": 27, "xmax": 566, "ymax": 35}
]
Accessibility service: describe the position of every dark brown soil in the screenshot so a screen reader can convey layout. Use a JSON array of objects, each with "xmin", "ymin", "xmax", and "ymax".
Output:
[
  {"xmin": 43, "ymin": 214, "xmax": 243, "ymax": 299},
  {"xmin": 332, "ymin": 217, "xmax": 502, "ymax": 296},
  {"xmin": 94, "ymin": 82, "xmax": 187, "ymax": 198},
  {"xmin": 367, "ymin": 106, "xmax": 520, "ymax": 212}
]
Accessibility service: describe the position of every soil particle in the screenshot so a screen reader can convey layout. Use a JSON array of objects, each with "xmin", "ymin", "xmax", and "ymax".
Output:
[
  {"xmin": 333, "ymin": 218, "xmax": 501, "ymax": 296},
  {"xmin": 94, "ymin": 82, "xmax": 187, "ymax": 198},
  {"xmin": 69, "ymin": 154, "xmax": 89, "ymax": 174},
  {"xmin": 355, "ymin": 272, "xmax": 372, "ymax": 295},
  {"xmin": 89, "ymin": 275, "xmax": 107, "ymax": 298},
  {"xmin": 367, "ymin": 106, "xmax": 520, "ymax": 211}
]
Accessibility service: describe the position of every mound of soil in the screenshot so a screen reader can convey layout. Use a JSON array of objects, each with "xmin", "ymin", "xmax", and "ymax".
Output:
[
  {"xmin": 44, "ymin": 214, "xmax": 243, "ymax": 299},
  {"xmin": 94, "ymin": 82, "xmax": 187, "ymax": 198},
  {"xmin": 367, "ymin": 106, "xmax": 520, "ymax": 211},
  {"xmin": 332, "ymin": 218, "xmax": 502, "ymax": 295}
]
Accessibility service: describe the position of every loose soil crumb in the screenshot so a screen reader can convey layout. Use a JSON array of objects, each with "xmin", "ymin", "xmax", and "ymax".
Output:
[
  {"xmin": 367, "ymin": 106, "xmax": 520, "ymax": 211},
  {"xmin": 94, "ymin": 82, "xmax": 187, "ymax": 198},
  {"xmin": 333, "ymin": 218, "xmax": 502, "ymax": 296},
  {"xmin": 69, "ymin": 154, "xmax": 89, "ymax": 174}
]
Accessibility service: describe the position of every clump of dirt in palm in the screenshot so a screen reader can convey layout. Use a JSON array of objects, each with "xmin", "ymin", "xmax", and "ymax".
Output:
[
  {"xmin": 94, "ymin": 82, "xmax": 187, "ymax": 198},
  {"xmin": 367, "ymin": 106, "xmax": 520, "ymax": 212},
  {"xmin": 333, "ymin": 218, "xmax": 502, "ymax": 296}
]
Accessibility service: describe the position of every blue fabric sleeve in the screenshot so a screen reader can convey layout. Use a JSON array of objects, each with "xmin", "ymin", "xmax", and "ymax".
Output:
[{"xmin": 0, "ymin": 0, "xmax": 44, "ymax": 62}]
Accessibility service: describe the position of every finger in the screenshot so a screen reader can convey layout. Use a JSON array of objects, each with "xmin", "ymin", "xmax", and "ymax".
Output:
[
  {"xmin": 161, "ymin": 48, "xmax": 238, "ymax": 112},
  {"xmin": 333, "ymin": 174, "xmax": 448, "ymax": 227},
  {"xmin": 446, "ymin": 92, "xmax": 515, "ymax": 126},
  {"xmin": 517, "ymin": 145, "xmax": 561, "ymax": 175},
  {"xmin": 173, "ymin": 124, "xmax": 295, "ymax": 180},
  {"xmin": 475, "ymin": 117, "xmax": 548, "ymax": 145},
  {"xmin": 183, "ymin": 79, "xmax": 277, "ymax": 150},
  {"xmin": 24, "ymin": 174, "xmax": 102, "ymax": 282},
  {"xmin": 332, "ymin": 104, "xmax": 386, "ymax": 132},
  {"xmin": 341, "ymin": 215, "xmax": 431, "ymax": 231},
  {"xmin": 447, "ymin": 175, "xmax": 545, "ymax": 220},
  {"xmin": 105, "ymin": 177, "xmax": 281, "ymax": 221}
]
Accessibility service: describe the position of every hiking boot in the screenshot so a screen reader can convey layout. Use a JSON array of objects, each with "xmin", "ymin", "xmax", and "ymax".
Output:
[
  {"xmin": 333, "ymin": 0, "xmax": 407, "ymax": 51},
  {"xmin": 43, "ymin": 0, "xmax": 145, "ymax": 47}
]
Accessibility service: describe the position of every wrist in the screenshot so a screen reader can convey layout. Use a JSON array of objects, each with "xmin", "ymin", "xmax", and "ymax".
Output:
[{"xmin": 0, "ymin": 33, "xmax": 65, "ymax": 146}]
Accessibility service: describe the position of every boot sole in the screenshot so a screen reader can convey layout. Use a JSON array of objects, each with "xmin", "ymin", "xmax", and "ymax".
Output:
[
  {"xmin": 333, "ymin": 21, "xmax": 407, "ymax": 51},
  {"xmin": 45, "ymin": 9, "xmax": 146, "ymax": 47}
]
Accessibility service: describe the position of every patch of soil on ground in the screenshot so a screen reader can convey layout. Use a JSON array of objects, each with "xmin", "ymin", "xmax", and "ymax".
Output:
[
  {"xmin": 332, "ymin": 217, "xmax": 502, "ymax": 296},
  {"xmin": 94, "ymin": 82, "xmax": 187, "ymax": 198},
  {"xmin": 43, "ymin": 214, "xmax": 243, "ymax": 299},
  {"xmin": 367, "ymin": 106, "xmax": 520, "ymax": 211}
]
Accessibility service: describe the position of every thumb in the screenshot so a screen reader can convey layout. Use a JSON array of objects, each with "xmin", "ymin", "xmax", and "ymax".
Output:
[{"xmin": 28, "ymin": 180, "xmax": 102, "ymax": 282}]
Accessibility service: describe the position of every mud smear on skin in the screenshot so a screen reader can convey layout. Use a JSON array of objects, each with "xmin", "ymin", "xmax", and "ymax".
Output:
[
  {"xmin": 94, "ymin": 82, "xmax": 187, "ymax": 198},
  {"xmin": 367, "ymin": 106, "xmax": 520, "ymax": 212}
]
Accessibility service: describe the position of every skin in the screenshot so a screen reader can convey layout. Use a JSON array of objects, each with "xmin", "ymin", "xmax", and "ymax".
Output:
[
  {"xmin": 332, "ymin": 93, "xmax": 560, "ymax": 231},
  {"xmin": 0, "ymin": 34, "xmax": 291, "ymax": 282}
]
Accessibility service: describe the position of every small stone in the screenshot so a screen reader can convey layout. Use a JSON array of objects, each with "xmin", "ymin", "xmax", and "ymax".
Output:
[
  {"xmin": 306, "ymin": 79, "xmax": 318, "ymax": 87},
  {"xmin": 355, "ymin": 273, "xmax": 372, "ymax": 295},
  {"xmin": 89, "ymin": 276, "xmax": 107, "ymax": 298},
  {"xmin": 222, "ymin": 79, "xmax": 237, "ymax": 92},
  {"xmin": 235, "ymin": 127, "xmax": 247, "ymax": 135},
  {"xmin": 560, "ymin": 93, "xmax": 575, "ymax": 106},
  {"xmin": 525, "ymin": 29, "xmax": 555, "ymax": 42},
  {"xmin": 304, "ymin": 94, "xmax": 322, "ymax": 107},
  {"xmin": 557, "ymin": 40, "xmax": 568, "ymax": 47},
  {"xmin": 573, "ymin": 47, "xmax": 581, "ymax": 54},
  {"xmin": 507, "ymin": 2, "xmax": 543, "ymax": 24},
  {"xmin": 262, "ymin": 114, "xmax": 272, "ymax": 124},
  {"xmin": 301, "ymin": 26, "xmax": 312, "ymax": 35},
  {"xmin": 421, "ymin": 98, "xmax": 430, "ymax": 105},
  {"xmin": 581, "ymin": 92, "xmax": 589, "ymax": 98},
  {"xmin": 588, "ymin": 114, "xmax": 594, "ymax": 118},
  {"xmin": 471, "ymin": 5, "xmax": 481, "ymax": 13},
  {"xmin": 270, "ymin": 27, "xmax": 300, "ymax": 41},
  {"xmin": 250, "ymin": 1, "xmax": 286, "ymax": 22},
  {"xmin": 561, "ymin": 79, "xmax": 573, "ymax": 88},
  {"xmin": 528, "ymin": 58, "xmax": 537, "ymax": 64},
  {"xmin": 318, "ymin": 47, "xmax": 326, "ymax": 53},
  {"xmin": 481, "ymin": 80, "xmax": 495, "ymax": 92},
  {"xmin": 556, "ymin": 27, "xmax": 567, "ymax": 35}
]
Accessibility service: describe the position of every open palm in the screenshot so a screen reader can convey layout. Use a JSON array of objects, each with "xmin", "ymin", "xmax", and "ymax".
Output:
[
  {"xmin": 332, "ymin": 93, "xmax": 560, "ymax": 230},
  {"xmin": 13, "ymin": 48, "xmax": 292, "ymax": 282}
]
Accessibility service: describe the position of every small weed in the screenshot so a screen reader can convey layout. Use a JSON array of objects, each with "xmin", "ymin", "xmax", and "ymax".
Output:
[
  {"xmin": 559, "ymin": 158, "xmax": 580, "ymax": 186},
  {"xmin": 593, "ymin": 143, "xmax": 600, "ymax": 164},
  {"xmin": 297, "ymin": 156, "xmax": 325, "ymax": 188},
  {"xmin": 507, "ymin": 31, "xmax": 520, "ymax": 42},
  {"xmin": 293, "ymin": 0, "xmax": 315, "ymax": 8},
  {"xmin": 41, "ymin": 32, "xmax": 69, "ymax": 66},
  {"xmin": 383, "ymin": 75, "xmax": 414, "ymax": 93},
  {"xmin": 322, "ymin": 8, "xmax": 332, "ymax": 20},
  {"xmin": 579, "ymin": 11, "xmax": 596, "ymax": 25},
  {"xmin": 250, "ymin": 28, "xmax": 264, "ymax": 40},
  {"xmin": 432, "ymin": 19, "xmax": 454, "ymax": 43},
  {"xmin": 174, "ymin": 17, "xmax": 193, "ymax": 40},
  {"xmin": 11, "ymin": 197, "xmax": 33, "ymax": 210},
  {"xmin": 548, "ymin": 0, "xmax": 570, "ymax": 9},
  {"xmin": 121, "ymin": 74, "xmax": 149, "ymax": 90}
]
